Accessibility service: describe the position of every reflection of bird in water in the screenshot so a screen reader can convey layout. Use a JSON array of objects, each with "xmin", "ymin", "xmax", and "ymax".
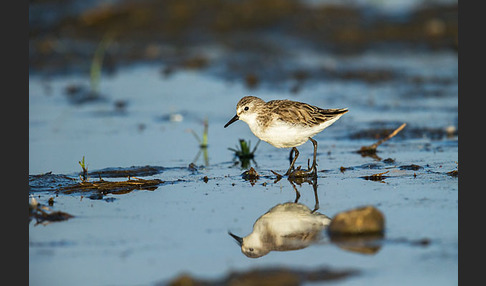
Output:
[{"xmin": 229, "ymin": 202, "xmax": 331, "ymax": 258}]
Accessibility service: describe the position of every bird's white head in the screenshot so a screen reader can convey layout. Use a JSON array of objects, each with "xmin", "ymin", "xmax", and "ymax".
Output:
[{"xmin": 224, "ymin": 96, "xmax": 265, "ymax": 128}]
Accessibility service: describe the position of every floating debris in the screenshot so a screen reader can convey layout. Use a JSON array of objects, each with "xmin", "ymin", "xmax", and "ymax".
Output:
[
  {"xmin": 399, "ymin": 164, "xmax": 423, "ymax": 171},
  {"xmin": 188, "ymin": 162, "xmax": 198, "ymax": 172},
  {"xmin": 340, "ymin": 166, "xmax": 354, "ymax": 173},
  {"xmin": 447, "ymin": 169, "xmax": 458, "ymax": 177},
  {"xmin": 357, "ymin": 123, "xmax": 406, "ymax": 157},
  {"xmin": 446, "ymin": 161, "xmax": 458, "ymax": 177},
  {"xmin": 59, "ymin": 177, "xmax": 164, "ymax": 196},
  {"xmin": 361, "ymin": 171, "xmax": 389, "ymax": 182},
  {"xmin": 242, "ymin": 167, "xmax": 260, "ymax": 185},
  {"xmin": 29, "ymin": 197, "xmax": 74, "ymax": 225}
]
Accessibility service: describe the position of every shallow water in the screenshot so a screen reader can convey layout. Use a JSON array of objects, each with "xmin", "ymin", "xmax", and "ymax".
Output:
[
  {"xmin": 29, "ymin": 51, "xmax": 457, "ymax": 285},
  {"xmin": 29, "ymin": 1, "xmax": 457, "ymax": 283}
]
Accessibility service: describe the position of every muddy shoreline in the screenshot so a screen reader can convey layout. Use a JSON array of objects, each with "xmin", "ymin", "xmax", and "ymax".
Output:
[{"xmin": 30, "ymin": 0, "xmax": 457, "ymax": 86}]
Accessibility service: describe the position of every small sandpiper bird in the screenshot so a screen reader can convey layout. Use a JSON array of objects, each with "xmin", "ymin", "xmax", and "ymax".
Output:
[
  {"xmin": 228, "ymin": 202, "xmax": 331, "ymax": 258},
  {"xmin": 224, "ymin": 96, "xmax": 348, "ymax": 176}
]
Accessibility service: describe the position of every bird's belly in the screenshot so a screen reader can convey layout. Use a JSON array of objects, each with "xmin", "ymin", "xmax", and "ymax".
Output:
[{"xmin": 253, "ymin": 124, "xmax": 317, "ymax": 148}]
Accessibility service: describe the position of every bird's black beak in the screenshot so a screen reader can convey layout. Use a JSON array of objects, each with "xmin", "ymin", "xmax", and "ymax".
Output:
[
  {"xmin": 224, "ymin": 115, "xmax": 239, "ymax": 128},
  {"xmin": 228, "ymin": 231, "xmax": 243, "ymax": 246}
]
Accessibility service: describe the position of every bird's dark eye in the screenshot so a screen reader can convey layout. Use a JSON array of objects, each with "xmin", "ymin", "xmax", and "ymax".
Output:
[{"xmin": 244, "ymin": 106, "xmax": 249, "ymax": 111}]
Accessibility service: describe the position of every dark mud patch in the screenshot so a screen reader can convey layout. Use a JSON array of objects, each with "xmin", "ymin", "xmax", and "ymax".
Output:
[
  {"xmin": 29, "ymin": 166, "xmax": 171, "ymax": 198},
  {"xmin": 64, "ymin": 84, "xmax": 108, "ymax": 105},
  {"xmin": 89, "ymin": 165, "xmax": 165, "ymax": 178},
  {"xmin": 30, "ymin": 165, "xmax": 166, "ymax": 192},
  {"xmin": 323, "ymin": 67, "xmax": 397, "ymax": 84},
  {"xmin": 59, "ymin": 177, "xmax": 163, "ymax": 195},
  {"xmin": 29, "ymin": 172, "xmax": 78, "ymax": 192},
  {"xmin": 399, "ymin": 164, "xmax": 423, "ymax": 171},
  {"xmin": 350, "ymin": 125, "xmax": 457, "ymax": 141},
  {"xmin": 164, "ymin": 266, "xmax": 359, "ymax": 286},
  {"xmin": 361, "ymin": 171, "xmax": 390, "ymax": 182}
]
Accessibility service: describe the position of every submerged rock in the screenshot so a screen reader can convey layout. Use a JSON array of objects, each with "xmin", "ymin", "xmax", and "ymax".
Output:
[{"xmin": 328, "ymin": 205, "xmax": 385, "ymax": 236}]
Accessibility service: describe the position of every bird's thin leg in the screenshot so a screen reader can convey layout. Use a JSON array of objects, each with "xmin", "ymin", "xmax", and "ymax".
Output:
[
  {"xmin": 285, "ymin": 147, "xmax": 299, "ymax": 176},
  {"xmin": 287, "ymin": 139, "xmax": 319, "ymax": 178},
  {"xmin": 309, "ymin": 137, "xmax": 318, "ymax": 174},
  {"xmin": 289, "ymin": 148, "xmax": 295, "ymax": 166},
  {"xmin": 292, "ymin": 138, "xmax": 318, "ymax": 177}
]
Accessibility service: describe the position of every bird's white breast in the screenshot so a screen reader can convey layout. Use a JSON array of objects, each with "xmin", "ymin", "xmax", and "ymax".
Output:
[{"xmin": 241, "ymin": 112, "xmax": 341, "ymax": 148}]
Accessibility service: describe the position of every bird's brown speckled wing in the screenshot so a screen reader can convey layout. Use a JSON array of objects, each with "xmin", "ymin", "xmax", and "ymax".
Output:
[{"xmin": 265, "ymin": 100, "xmax": 348, "ymax": 127}]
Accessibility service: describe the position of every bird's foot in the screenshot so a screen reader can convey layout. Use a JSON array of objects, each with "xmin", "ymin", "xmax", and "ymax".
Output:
[
  {"xmin": 287, "ymin": 165, "xmax": 317, "ymax": 179},
  {"xmin": 275, "ymin": 157, "xmax": 317, "ymax": 179}
]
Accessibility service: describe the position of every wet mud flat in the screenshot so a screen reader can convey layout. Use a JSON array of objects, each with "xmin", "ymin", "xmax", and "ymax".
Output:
[
  {"xmin": 30, "ymin": 0, "xmax": 457, "ymax": 86},
  {"xmin": 29, "ymin": 61, "xmax": 458, "ymax": 283},
  {"xmin": 29, "ymin": 0, "xmax": 457, "ymax": 285},
  {"xmin": 29, "ymin": 130, "xmax": 458, "ymax": 285}
]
